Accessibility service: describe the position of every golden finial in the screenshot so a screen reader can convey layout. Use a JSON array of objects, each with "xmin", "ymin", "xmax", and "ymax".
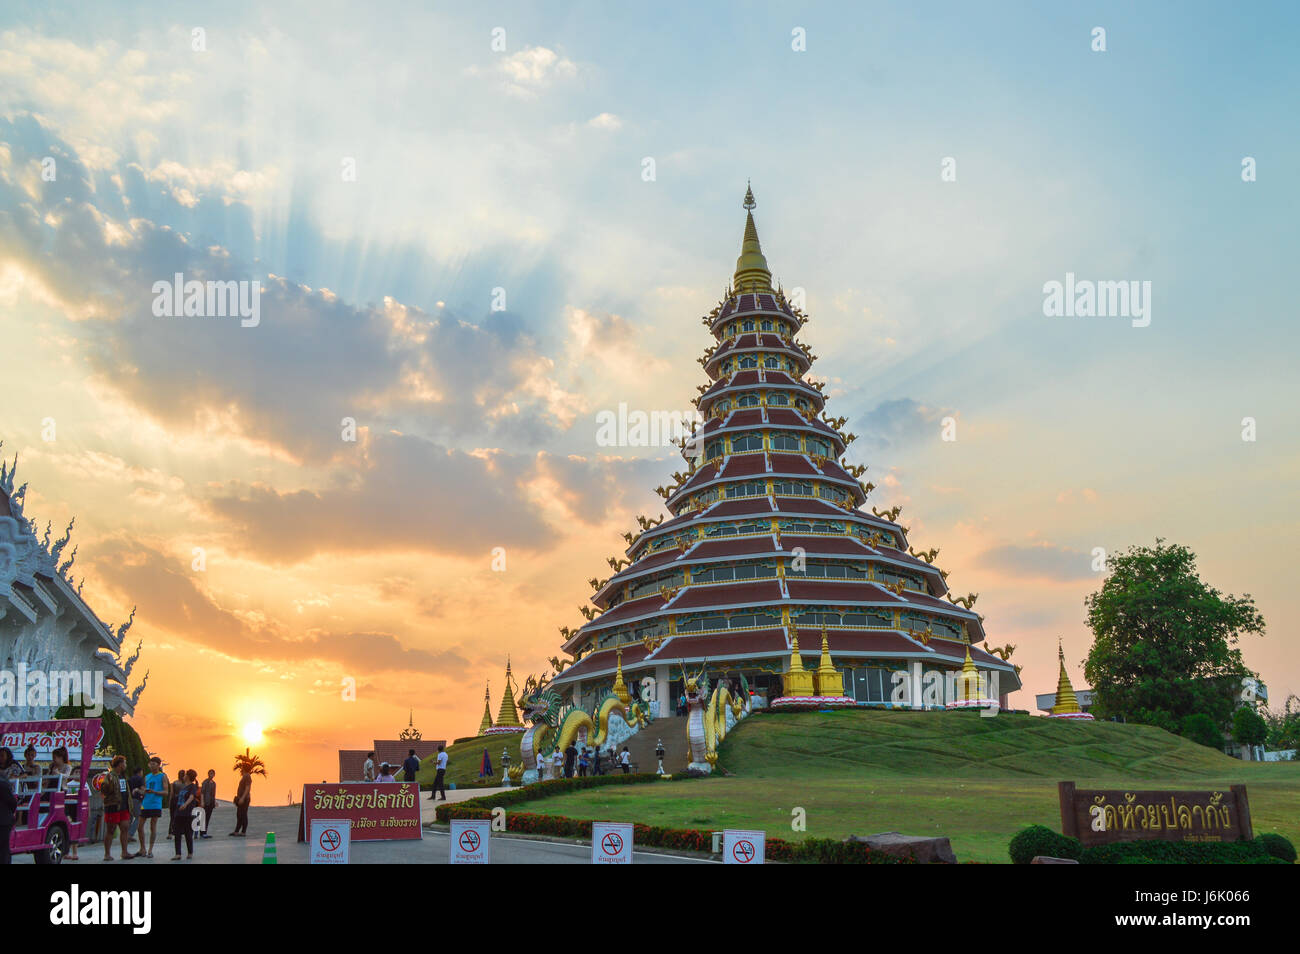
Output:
[{"xmin": 734, "ymin": 182, "xmax": 772, "ymax": 294}]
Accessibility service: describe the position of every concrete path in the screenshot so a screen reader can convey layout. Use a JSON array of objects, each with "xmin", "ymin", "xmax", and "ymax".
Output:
[{"xmin": 11, "ymin": 798, "xmax": 716, "ymax": 864}]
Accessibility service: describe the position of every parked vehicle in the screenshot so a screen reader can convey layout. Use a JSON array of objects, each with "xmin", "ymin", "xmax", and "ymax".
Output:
[{"xmin": 3, "ymin": 718, "xmax": 103, "ymax": 863}]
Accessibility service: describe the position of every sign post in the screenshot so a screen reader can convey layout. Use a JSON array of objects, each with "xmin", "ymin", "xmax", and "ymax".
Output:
[
  {"xmin": 722, "ymin": 828, "xmax": 766, "ymax": 865},
  {"xmin": 1058, "ymin": 781, "xmax": 1254, "ymax": 846},
  {"xmin": 298, "ymin": 783, "xmax": 422, "ymax": 843},
  {"xmin": 591, "ymin": 821, "xmax": 634, "ymax": 864},
  {"xmin": 450, "ymin": 818, "xmax": 491, "ymax": 864},
  {"xmin": 310, "ymin": 819, "xmax": 351, "ymax": 864}
]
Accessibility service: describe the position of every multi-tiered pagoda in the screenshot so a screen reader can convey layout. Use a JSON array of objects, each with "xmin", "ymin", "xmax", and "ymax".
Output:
[{"xmin": 549, "ymin": 188, "xmax": 1020, "ymax": 713}]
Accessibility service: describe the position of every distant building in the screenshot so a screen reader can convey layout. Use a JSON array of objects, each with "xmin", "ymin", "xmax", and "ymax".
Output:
[
  {"xmin": 336, "ymin": 711, "xmax": 444, "ymax": 781},
  {"xmin": 1, "ymin": 449, "xmax": 147, "ymax": 720}
]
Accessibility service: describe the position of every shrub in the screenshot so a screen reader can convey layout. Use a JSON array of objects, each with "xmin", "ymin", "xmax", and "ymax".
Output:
[
  {"xmin": 1179, "ymin": 712, "xmax": 1224, "ymax": 750},
  {"xmin": 1008, "ymin": 825, "xmax": 1082, "ymax": 864},
  {"xmin": 55, "ymin": 697, "xmax": 150, "ymax": 772},
  {"xmin": 1080, "ymin": 839, "xmax": 1274, "ymax": 865},
  {"xmin": 1257, "ymin": 833, "xmax": 1296, "ymax": 864}
]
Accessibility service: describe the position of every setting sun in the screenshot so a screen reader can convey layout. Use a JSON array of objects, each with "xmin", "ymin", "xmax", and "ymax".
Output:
[{"xmin": 241, "ymin": 723, "xmax": 265, "ymax": 746}]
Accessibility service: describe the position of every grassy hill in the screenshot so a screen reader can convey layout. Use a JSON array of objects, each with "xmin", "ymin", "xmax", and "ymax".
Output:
[{"xmin": 516, "ymin": 709, "xmax": 1300, "ymax": 862}]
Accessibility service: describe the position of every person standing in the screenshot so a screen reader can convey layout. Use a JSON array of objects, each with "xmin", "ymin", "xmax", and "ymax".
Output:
[
  {"xmin": 592, "ymin": 747, "xmax": 603, "ymax": 776},
  {"xmin": 619, "ymin": 746, "xmax": 631, "ymax": 774},
  {"xmin": 563, "ymin": 741, "xmax": 577, "ymax": 778},
  {"xmin": 377, "ymin": 763, "xmax": 396, "ymax": 783},
  {"xmin": 49, "ymin": 747, "xmax": 79, "ymax": 860},
  {"xmin": 402, "ymin": 748, "xmax": 420, "ymax": 783},
  {"xmin": 362, "ymin": 752, "xmax": 375, "ymax": 782},
  {"xmin": 535, "ymin": 751, "xmax": 546, "ymax": 779},
  {"xmin": 577, "ymin": 748, "xmax": 589, "ymax": 777},
  {"xmin": 171, "ymin": 770, "xmax": 198, "ymax": 860},
  {"xmin": 0, "ymin": 774, "xmax": 15, "ymax": 864},
  {"xmin": 430, "ymin": 745, "xmax": 448, "ymax": 801},
  {"xmin": 167, "ymin": 768, "xmax": 185, "ymax": 837},
  {"xmin": 100, "ymin": 756, "xmax": 135, "ymax": 861},
  {"xmin": 127, "ymin": 765, "xmax": 146, "ymax": 855},
  {"xmin": 229, "ymin": 762, "xmax": 252, "ymax": 837},
  {"xmin": 200, "ymin": 770, "xmax": 217, "ymax": 838},
  {"xmin": 140, "ymin": 756, "xmax": 167, "ymax": 858}
]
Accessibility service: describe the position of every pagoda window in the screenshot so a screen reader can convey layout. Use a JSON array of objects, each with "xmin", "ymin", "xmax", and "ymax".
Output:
[
  {"xmin": 731, "ymin": 432, "xmax": 763, "ymax": 452},
  {"xmin": 761, "ymin": 319, "xmax": 774, "ymax": 331},
  {"xmin": 767, "ymin": 392, "xmax": 789, "ymax": 406},
  {"xmin": 806, "ymin": 437, "xmax": 830, "ymax": 457},
  {"xmin": 739, "ymin": 355, "xmax": 758, "ymax": 370},
  {"xmin": 770, "ymin": 433, "xmax": 800, "ymax": 452},
  {"xmin": 795, "ymin": 398, "xmax": 810, "ymax": 412},
  {"xmin": 733, "ymin": 560, "xmax": 776, "ymax": 580},
  {"xmin": 725, "ymin": 480, "xmax": 766, "ymax": 498},
  {"xmin": 705, "ymin": 438, "xmax": 725, "ymax": 460},
  {"xmin": 727, "ymin": 609, "xmax": 779, "ymax": 629},
  {"xmin": 736, "ymin": 392, "xmax": 760, "ymax": 407},
  {"xmin": 741, "ymin": 319, "xmax": 755, "ymax": 332},
  {"xmin": 779, "ymin": 518, "xmax": 814, "ymax": 533},
  {"xmin": 704, "ymin": 523, "xmax": 739, "ymax": 537},
  {"xmin": 727, "ymin": 323, "xmax": 735, "ymax": 335},
  {"xmin": 821, "ymin": 485, "xmax": 848, "ymax": 504},
  {"xmin": 773, "ymin": 480, "xmax": 813, "ymax": 497},
  {"xmin": 677, "ymin": 613, "xmax": 726, "ymax": 633},
  {"xmin": 763, "ymin": 355, "xmax": 780, "ymax": 369}
]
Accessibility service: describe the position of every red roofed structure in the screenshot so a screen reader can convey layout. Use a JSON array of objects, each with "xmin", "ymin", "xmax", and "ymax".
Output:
[{"xmin": 549, "ymin": 187, "xmax": 1019, "ymax": 713}]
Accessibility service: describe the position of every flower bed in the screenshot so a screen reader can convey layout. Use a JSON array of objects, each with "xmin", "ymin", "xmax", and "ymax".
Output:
[{"xmin": 434, "ymin": 774, "xmax": 910, "ymax": 862}]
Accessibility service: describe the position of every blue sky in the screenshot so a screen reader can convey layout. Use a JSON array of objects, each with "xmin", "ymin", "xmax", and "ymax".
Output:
[{"xmin": 1, "ymin": 1, "xmax": 1296, "ymax": 782}]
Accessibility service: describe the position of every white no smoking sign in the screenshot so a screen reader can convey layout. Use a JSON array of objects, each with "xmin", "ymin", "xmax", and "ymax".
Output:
[
  {"xmin": 723, "ymin": 828, "xmax": 766, "ymax": 865},
  {"xmin": 450, "ymin": 819, "xmax": 491, "ymax": 864},
  {"xmin": 591, "ymin": 821, "xmax": 634, "ymax": 864}
]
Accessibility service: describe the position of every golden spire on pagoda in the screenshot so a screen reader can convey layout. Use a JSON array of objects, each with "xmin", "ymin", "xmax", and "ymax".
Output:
[
  {"xmin": 494, "ymin": 658, "xmax": 523, "ymax": 727},
  {"xmin": 733, "ymin": 181, "xmax": 773, "ymax": 294},
  {"xmin": 814, "ymin": 624, "xmax": 845, "ymax": 697},
  {"xmin": 477, "ymin": 681, "xmax": 494, "ymax": 735},
  {"xmin": 782, "ymin": 622, "xmax": 816, "ymax": 697},
  {"xmin": 612, "ymin": 646, "xmax": 631, "ymax": 705},
  {"xmin": 954, "ymin": 644, "xmax": 986, "ymax": 702},
  {"xmin": 1051, "ymin": 638, "xmax": 1082, "ymax": 715}
]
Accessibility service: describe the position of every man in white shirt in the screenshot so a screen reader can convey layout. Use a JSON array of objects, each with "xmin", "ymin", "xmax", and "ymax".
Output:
[
  {"xmin": 429, "ymin": 745, "xmax": 448, "ymax": 801},
  {"xmin": 619, "ymin": 747, "xmax": 631, "ymax": 774},
  {"xmin": 362, "ymin": 752, "xmax": 375, "ymax": 782}
]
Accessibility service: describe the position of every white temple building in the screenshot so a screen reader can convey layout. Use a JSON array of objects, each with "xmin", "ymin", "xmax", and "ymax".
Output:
[{"xmin": 0, "ymin": 445, "xmax": 146, "ymax": 720}]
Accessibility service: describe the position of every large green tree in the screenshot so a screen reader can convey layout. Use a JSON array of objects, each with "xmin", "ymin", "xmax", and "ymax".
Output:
[{"xmin": 1083, "ymin": 540, "xmax": 1263, "ymax": 732}]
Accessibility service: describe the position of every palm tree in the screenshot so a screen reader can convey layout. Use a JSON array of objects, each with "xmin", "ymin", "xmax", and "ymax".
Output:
[{"xmin": 232, "ymin": 748, "xmax": 267, "ymax": 777}]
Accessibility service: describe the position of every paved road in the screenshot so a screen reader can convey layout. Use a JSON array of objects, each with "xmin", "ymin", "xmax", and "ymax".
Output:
[{"xmin": 11, "ymin": 799, "xmax": 716, "ymax": 865}]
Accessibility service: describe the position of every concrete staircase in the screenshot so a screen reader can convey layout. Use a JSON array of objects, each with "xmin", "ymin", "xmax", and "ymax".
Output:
[{"xmin": 611, "ymin": 715, "xmax": 691, "ymax": 774}]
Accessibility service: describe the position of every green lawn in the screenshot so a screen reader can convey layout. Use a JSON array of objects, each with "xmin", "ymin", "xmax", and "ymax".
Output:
[{"xmin": 511, "ymin": 710, "xmax": 1300, "ymax": 863}]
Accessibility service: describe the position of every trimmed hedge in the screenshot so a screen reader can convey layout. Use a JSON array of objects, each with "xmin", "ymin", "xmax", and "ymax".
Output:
[
  {"xmin": 1009, "ymin": 824, "xmax": 1082, "ymax": 864},
  {"xmin": 1259, "ymin": 833, "xmax": 1298, "ymax": 864},
  {"xmin": 434, "ymin": 774, "xmax": 909, "ymax": 863},
  {"xmin": 1008, "ymin": 825, "xmax": 1296, "ymax": 865},
  {"xmin": 1080, "ymin": 839, "xmax": 1285, "ymax": 865}
]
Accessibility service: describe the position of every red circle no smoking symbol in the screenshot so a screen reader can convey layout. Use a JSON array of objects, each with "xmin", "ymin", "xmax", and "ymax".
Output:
[
  {"xmin": 459, "ymin": 829, "xmax": 481, "ymax": 852},
  {"xmin": 319, "ymin": 828, "xmax": 341, "ymax": 852},
  {"xmin": 732, "ymin": 839, "xmax": 756, "ymax": 863},
  {"xmin": 601, "ymin": 832, "xmax": 624, "ymax": 855}
]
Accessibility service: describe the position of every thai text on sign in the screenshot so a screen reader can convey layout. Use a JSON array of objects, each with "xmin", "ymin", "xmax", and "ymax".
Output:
[{"xmin": 1058, "ymin": 781, "xmax": 1253, "ymax": 847}]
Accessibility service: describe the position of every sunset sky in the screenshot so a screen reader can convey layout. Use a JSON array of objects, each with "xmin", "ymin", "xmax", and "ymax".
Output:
[{"xmin": 2, "ymin": 2, "xmax": 1297, "ymax": 793}]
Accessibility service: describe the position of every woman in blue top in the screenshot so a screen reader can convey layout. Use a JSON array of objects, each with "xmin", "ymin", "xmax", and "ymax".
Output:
[{"xmin": 140, "ymin": 755, "xmax": 168, "ymax": 858}]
